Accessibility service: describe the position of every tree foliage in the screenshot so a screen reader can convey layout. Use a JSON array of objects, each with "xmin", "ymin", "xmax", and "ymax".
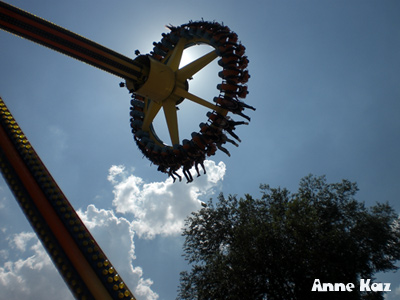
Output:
[{"xmin": 178, "ymin": 175, "xmax": 400, "ymax": 300}]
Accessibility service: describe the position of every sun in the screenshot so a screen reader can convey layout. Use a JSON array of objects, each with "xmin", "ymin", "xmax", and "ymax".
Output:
[{"xmin": 179, "ymin": 44, "xmax": 215, "ymax": 68}]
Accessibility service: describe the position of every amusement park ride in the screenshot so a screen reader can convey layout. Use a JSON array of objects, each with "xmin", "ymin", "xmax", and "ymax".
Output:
[{"xmin": 0, "ymin": 1, "xmax": 254, "ymax": 299}]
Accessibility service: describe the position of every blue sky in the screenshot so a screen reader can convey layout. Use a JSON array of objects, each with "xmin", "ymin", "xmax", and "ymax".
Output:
[{"xmin": 1, "ymin": 0, "xmax": 400, "ymax": 299}]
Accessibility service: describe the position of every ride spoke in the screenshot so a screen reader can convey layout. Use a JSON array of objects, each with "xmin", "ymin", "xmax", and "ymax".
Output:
[
  {"xmin": 142, "ymin": 100, "xmax": 162, "ymax": 130},
  {"xmin": 163, "ymin": 100, "xmax": 180, "ymax": 145},
  {"xmin": 174, "ymin": 87, "xmax": 227, "ymax": 114},
  {"xmin": 166, "ymin": 38, "xmax": 186, "ymax": 71},
  {"xmin": 176, "ymin": 49, "xmax": 218, "ymax": 81}
]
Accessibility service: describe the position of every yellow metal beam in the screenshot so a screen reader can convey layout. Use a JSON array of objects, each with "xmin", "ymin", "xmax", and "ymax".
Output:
[{"xmin": 0, "ymin": 97, "xmax": 136, "ymax": 300}]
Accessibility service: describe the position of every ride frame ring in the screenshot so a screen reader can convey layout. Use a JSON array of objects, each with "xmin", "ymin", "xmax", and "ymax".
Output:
[{"xmin": 127, "ymin": 21, "xmax": 251, "ymax": 178}]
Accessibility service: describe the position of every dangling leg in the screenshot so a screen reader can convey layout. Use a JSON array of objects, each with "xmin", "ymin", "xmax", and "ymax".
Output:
[
  {"xmin": 195, "ymin": 163, "xmax": 201, "ymax": 177},
  {"xmin": 226, "ymin": 128, "xmax": 241, "ymax": 142},
  {"xmin": 200, "ymin": 160, "xmax": 206, "ymax": 175},
  {"xmin": 217, "ymin": 143, "xmax": 231, "ymax": 157}
]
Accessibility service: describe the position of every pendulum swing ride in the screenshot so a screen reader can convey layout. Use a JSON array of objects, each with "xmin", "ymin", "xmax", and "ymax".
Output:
[{"xmin": 0, "ymin": 2, "xmax": 254, "ymax": 299}]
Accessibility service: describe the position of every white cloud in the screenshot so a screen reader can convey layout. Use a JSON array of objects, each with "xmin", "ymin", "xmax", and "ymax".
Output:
[
  {"xmin": 0, "ymin": 160, "xmax": 225, "ymax": 300},
  {"xmin": 0, "ymin": 234, "xmax": 71, "ymax": 300},
  {"xmin": 9, "ymin": 232, "xmax": 36, "ymax": 252},
  {"xmin": 107, "ymin": 164, "xmax": 127, "ymax": 185},
  {"xmin": 109, "ymin": 160, "xmax": 226, "ymax": 239},
  {"xmin": 74, "ymin": 160, "xmax": 225, "ymax": 298},
  {"xmin": 78, "ymin": 204, "xmax": 159, "ymax": 300},
  {"xmin": 0, "ymin": 206, "xmax": 159, "ymax": 300}
]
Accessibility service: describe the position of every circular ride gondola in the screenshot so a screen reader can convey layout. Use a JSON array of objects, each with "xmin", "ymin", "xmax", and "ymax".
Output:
[{"xmin": 126, "ymin": 21, "xmax": 255, "ymax": 183}]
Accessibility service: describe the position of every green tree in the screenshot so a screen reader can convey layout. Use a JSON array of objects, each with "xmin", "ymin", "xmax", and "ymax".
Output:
[{"xmin": 178, "ymin": 175, "xmax": 400, "ymax": 300}]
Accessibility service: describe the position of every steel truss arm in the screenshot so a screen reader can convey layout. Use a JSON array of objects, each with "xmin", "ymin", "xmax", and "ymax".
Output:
[
  {"xmin": 0, "ymin": 97, "xmax": 136, "ymax": 299},
  {"xmin": 0, "ymin": 1, "xmax": 147, "ymax": 82}
]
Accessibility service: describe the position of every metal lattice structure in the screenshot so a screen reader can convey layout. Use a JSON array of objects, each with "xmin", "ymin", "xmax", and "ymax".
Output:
[{"xmin": 0, "ymin": 97, "xmax": 135, "ymax": 300}]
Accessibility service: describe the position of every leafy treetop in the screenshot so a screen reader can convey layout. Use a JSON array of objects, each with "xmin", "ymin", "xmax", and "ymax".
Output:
[{"xmin": 178, "ymin": 175, "xmax": 400, "ymax": 300}]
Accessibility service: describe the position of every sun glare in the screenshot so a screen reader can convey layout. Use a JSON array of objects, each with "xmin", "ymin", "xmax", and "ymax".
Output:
[
  {"xmin": 179, "ymin": 50, "xmax": 195, "ymax": 68},
  {"xmin": 151, "ymin": 44, "xmax": 221, "ymax": 146},
  {"xmin": 179, "ymin": 44, "xmax": 214, "ymax": 68}
]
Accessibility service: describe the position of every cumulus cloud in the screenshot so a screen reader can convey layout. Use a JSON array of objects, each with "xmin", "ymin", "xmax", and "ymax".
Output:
[
  {"xmin": 73, "ymin": 160, "xmax": 225, "ymax": 298},
  {"xmin": 78, "ymin": 205, "xmax": 159, "ymax": 300},
  {"xmin": 0, "ymin": 207, "xmax": 159, "ymax": 300},
  {"xmin": 108, "ymin": 160, "xmax": 226, "ymax": 239},
  {"xmin": 0, "ymin": 160, "xmax": 225, "ymax": 300},
  {"xmin": 0, "ymin": 232, "xmax": 71, "ymax": 300},
  {"xmin": 10, "ymin": 232, "xmax": 36, "ymax": 252}
]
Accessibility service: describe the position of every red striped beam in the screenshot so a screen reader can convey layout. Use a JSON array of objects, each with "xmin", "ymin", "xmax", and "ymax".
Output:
[
  {"xmin": 0, "ymin": 97, "xmax": 137, "ymax": 300},
  {"xmin": 0, "ymin": 1, "xmax": 147, "ymax": 82}
]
